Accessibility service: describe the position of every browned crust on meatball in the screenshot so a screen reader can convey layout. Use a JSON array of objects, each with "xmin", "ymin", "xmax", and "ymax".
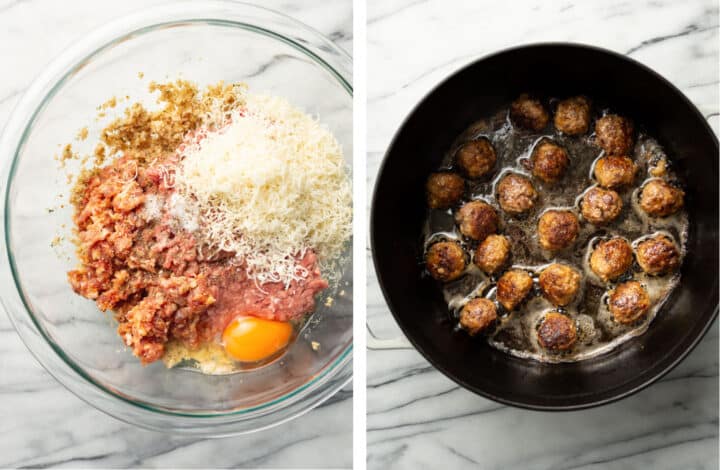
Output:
[
  {"xmin": 595, "ymin": 114, "xmax": 634, "ymax": 155},
  {"xmin": 539, "ymin": 263, "xmax": 582, "ymax": 306},
  {"xmin": 589, "ymin": 238, "xmax": 633, "ymax": 282},
  {"xmin": 581, "ymin": 187, "xmax": 623, "ymax": 225},
  {"xmin": 426, "ymin": 172, "xmax": 465, "ymax": 209},
  {"xmin": 496, "ymin": 269, "xmax": 534, "ymax": 311},
  {"xmin": 554, "ymin": 96, "xmax": 591, "ymax": 135},
  {"xmin": 497, "ymin": 173, "xmax": 538, "ymax": 215},
  {"xmin": 531, "ymin": 141, "xmax": 569, "ymax": 184},
  {"xmin": 635, "ymin": 235, "xmax": 680, "ymax": 275},
  {"xmin": 459, "ymin": 298, "xmax": 498, "ymax": 336},
  {"xmin": 425, "ymin": 241, "xmax": 466, "ymax": 282},
  {"xmin": 639, "ymin": 179, "xmax": 685, "ymax": 217},
  {"xmin": 538, "ymin": 210, "xmax": 579, "ymax": 251},
  {"xmin": 537, "ymin": 312, "xmax": 577, "ymax": 351},
  {"xmin": 609, "ymin": 281, "xmax": 650, "ymax": 324},
  {"xmin": 474, "ymin": 234, "xmax": 511, "ymax": 274},
  {"xmin": 594, "ymin": 155, "xmax": 637, "ymax": 189},
  {"xmin": 455, "ymin": 200, "xmax": 499, "ymax": 241},
  {"xmin": 510, "ymin": 94, "xmax": 549, "ymax": 131},
  {"xmin": 455, "ymin": 139, "xmax": 497, "ymax": 179}
]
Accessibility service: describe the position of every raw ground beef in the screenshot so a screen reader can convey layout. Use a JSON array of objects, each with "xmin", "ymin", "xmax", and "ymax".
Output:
[{"xmin": 68, "ymin": 155, "xmax": 327, "ymax": 364}]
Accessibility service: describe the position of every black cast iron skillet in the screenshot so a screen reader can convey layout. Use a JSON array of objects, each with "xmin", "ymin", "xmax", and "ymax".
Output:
[{"xmin": 370, "ymin": 43, "xmax": 718, "ymax": 410}]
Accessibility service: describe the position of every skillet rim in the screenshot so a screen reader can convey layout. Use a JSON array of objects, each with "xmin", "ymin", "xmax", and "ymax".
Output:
[{"xmin": 369, "ymin": 41, "xmax": 719, "ymax": 411}]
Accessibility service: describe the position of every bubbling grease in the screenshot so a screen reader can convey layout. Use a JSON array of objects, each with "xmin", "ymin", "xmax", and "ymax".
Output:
[{"xmin": 423, "ymin": 105, "xmax": 688, "ymax": 363}]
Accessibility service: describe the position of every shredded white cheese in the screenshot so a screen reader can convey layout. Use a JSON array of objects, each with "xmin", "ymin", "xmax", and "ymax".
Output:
[{"xmin": 173, "ymin": 92, "xmax": 352, "ymax": 286}]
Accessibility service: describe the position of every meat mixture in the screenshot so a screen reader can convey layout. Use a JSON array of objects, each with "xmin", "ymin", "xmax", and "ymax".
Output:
[{"xmin": 68, "ymin": 156, "xmax": 327, "ymax": 364}]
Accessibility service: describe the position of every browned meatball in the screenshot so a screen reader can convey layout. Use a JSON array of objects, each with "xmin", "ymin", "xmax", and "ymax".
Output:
[
  {"xmin": 639, "ymin": 179, "xmax": 684, "ymax": 217},
  {"xmin": 496, "ymin": 173, "xmax": 538, "ymax": 215},
  {"xmin": 594, "ymin": 155, "xmax": 637, "ymax": 189},
  {"xmin": 635, "ymin": 235, "xmax": 680, "ymax": 275},
  {"xmin": 537, "ymin": 210, "xmax": 579, "ymax": 251},
  {"xmin": 456, "ymin": 139, "xmax": 496, "ymax": 179},
  {"xmin": 539, "ymin": 263, "xmax": 582, "ymax": 306},
  {"xmin": 581, "ymin": 187, "xmax": 623, "ymax": 225},
  {"xmin": 510, "ymin": 94, "xmax": 549, "ymax": 131},
  {"xmin": 496, "ymin": 269, "xmax": 534, "ymax": 311},
  {"xmin": 426, "ymin": 172, "xmax": 464, "ymax": 209},
  {"xmin": 455, "ymin": 200, "xmax": 498, "ymax": 241},
  {"xmin": 459, "ymin": 298, "xmax": 498, "ymax": 335},
  {"xmin": 589, "ymin": 238, "xmax": 633, "ymax": 282},
  {"xmin": 537, "ymin": 312, "xmax": 577, "ymax": 351},
  {"xmin": 531, "ymin": 141, "xmax": 569, "ymax": 184},
  {"xmin": 595, "ymin": 114, "xmax": 634, "ymax": 155},
  {"xmin": 425, "ymin": 241, "xmax": 466, "ymax": 282},
  {"xmin": 474, "ymin": 234, "xmax": 510, "ymax": 274},
  {"xmin": 554, "ymin": 96, "xmax": 591, "ymax": 135},
  {"xmin": 609, "ymin": 281, "xmax": 650, "ymax": 324}
]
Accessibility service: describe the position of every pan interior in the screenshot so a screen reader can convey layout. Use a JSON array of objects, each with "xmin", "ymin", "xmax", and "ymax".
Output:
[{"xmin": 371, "ymin": 44, "xmax": 718, "ymax": 409}]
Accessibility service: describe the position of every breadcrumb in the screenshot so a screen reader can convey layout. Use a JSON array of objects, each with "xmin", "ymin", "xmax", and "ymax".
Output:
[
  {"xmin": 58, "ymin": 143, "xmax": 76, "ymax": 167},
  {"xmin": 62, "ymin": 80, "xmax": 245, "ymax": 207},
  {"xmin": 99, "ymin": 96, "xmax": 117, "ymax": 110}
]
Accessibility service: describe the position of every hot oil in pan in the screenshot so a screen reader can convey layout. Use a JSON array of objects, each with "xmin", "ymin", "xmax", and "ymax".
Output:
[{"xmin": 422, "ymin": 104, "xmax": 688, "ymax": 363}]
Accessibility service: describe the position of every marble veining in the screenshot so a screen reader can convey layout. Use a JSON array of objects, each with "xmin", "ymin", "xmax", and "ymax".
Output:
[
  {"xmin": 367, "ymin": 0, "xmax": 718, "ymax": 469},
  {"xmin": 0, "ymin": 0, "xmax": 351, "ymax": 468}
]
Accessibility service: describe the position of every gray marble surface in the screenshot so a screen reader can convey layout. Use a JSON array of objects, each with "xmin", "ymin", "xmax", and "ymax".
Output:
[
  {"xmin": 0, "ymin": 0, "xmax": 352, "ymax": 468},
  {"xmin": 367, "ymin": 0, "xmax": 719, "ymax": 469}
]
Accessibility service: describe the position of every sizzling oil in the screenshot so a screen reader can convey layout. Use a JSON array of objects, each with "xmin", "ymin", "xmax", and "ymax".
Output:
[{"xmin": 423, "ymin": 105, "xmax": 688, "ymax": 363}]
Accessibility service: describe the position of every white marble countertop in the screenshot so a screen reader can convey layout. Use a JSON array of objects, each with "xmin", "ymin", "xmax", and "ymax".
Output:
[
  {"xmin": 367, "ymin": 0, "xmax": 718, "ymax": 469},
  {"xmin": 0, "ymin": 0, "xmax": 352, "ymax": 468}
]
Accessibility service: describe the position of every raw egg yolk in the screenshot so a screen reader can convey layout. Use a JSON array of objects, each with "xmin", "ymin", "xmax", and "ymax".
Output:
[{"xmin": 222, "ymin": 316, "xmax": 293, "ymax": 362}]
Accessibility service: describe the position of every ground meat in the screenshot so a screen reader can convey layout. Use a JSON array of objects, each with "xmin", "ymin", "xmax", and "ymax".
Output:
[
  {"xmin": 510, "ymin": 94, "xmax": 549, "ymax": 131},
  {"xmin": 539, "ymin": 263, "xmax": 581, "ymax": 307},
  {"xmin": 496, "ymin": 269, "xmax": 534, "ymax": 311},
  {"xmin": 474, "ymin": 234, "xmax": 510, "ymax": 274},
  {"xmin": 537, "ymin": 312, "xmax": 577, "ymax": 351},
  {"xmin": 459, "ymin": 298, "xmax": 497, "ymax": 335},
  {"xmin": 455, "ymin": 200, "xmax": 499, "ymax": 241},
  {"xmin": 455, "ymin": 139, "xmax": 496, "ymax": 179},
  {"xmin": 425, "ymin": 241, "xmax": 466, "ymax": 282},
  {"xmin": 554, "ymin": 96, "xmax": 591, "ymax": 135},
  {"xmin": 537, "ymin": 210, "xmax": 579, "ymax": 251},
  {"xmin": 496, "ymin": 173, "xmax": 538, "ymax": 215},
  {"xmin": 635, "ymin": 235, "xmax": 680, "ymax": 275},
  {"xmin": 589, "ymin": 237, "xmax": 633, "ymax": 282},
  {"xmin": 639, "ymin": 179, "xmax": 685, "ymax": 217},
  {"xmin": 609, "ymin": 281, "xmax": 651, "ymax": 324},
  {"xmin": 595, "ymin": 114, "xmax": 634, "ymax": 155},
  {"xmin": 197, "ymin": 252, "xmax": 328, "ymax": 342},
  {"xmin": 426, "ymin": 172, "xmax": 464, "ymax": 209},
  {"xmin": 68, "ymin": 156, "xmax": 326, "ymax": 364},
  {"xmin": 594, "ymin": 155, "xmax": 637, "ymax": 189},
  {"xmin": 531, "ymin": 141, "xmax": 569, "ymax": 183},
  {"xmin": 581, "ymin": 187, "xmax": 623, "ymax": 225}
]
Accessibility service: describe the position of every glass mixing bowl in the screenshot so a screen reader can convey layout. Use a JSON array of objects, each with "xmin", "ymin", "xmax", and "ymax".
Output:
[{"xmin": 0, "ymin": 1, "xmax": 352, "ymax": 436}]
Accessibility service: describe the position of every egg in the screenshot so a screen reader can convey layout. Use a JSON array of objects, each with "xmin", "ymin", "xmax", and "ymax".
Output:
[{"xmin": 222, "ymin": 315, "xmax": 293, "ymax": 362}]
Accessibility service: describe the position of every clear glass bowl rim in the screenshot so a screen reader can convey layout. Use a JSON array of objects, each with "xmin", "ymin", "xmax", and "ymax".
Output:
[{"xmin": 0, "ymin": 0, "xmax": 352, "ymax": 435}]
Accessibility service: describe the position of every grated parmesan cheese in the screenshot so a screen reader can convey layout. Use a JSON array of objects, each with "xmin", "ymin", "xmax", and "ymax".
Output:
[{"xmin": 173, "ymin": 92, "xmax": 352, "ymax": 286}]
